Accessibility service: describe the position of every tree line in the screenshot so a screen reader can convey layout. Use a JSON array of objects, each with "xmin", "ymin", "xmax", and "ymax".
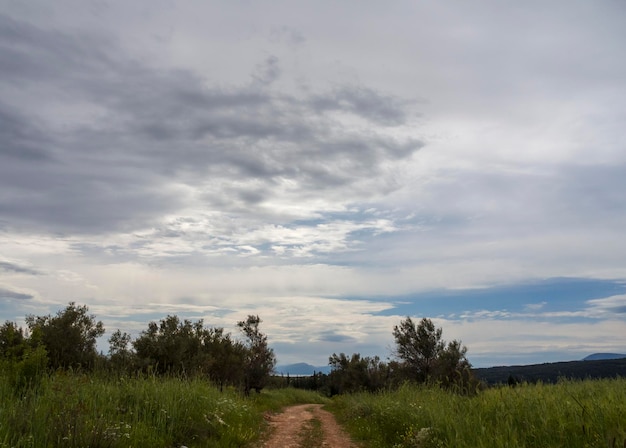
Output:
[
  {"xmin": 286, "ymin": 316, "xmax": 477, "ymax": 395},
  {"xmin": 0, "ymin": 303, "xmax": 476, "ymax": 395},
  {"xmin": 274, "ymin": 317, "xmax": 480, "ymax": 396},
  {"xmin": 0, "ymin": 302, "xmax": 275, "ymax": 395}
]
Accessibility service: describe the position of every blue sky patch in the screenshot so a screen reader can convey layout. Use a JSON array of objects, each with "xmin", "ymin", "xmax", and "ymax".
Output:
[{"xmin": 368, "ymin": 277, "xmax": 626, "ymax": 320}]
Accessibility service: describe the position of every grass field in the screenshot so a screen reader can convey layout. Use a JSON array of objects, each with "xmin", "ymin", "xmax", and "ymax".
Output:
[
  {"xmin": 329, "ymin": 378, "xmax": 626, "ymax": 448},
  {"xmin": 0, "ymin": 370, "xmax": 326, "ymax": 447},
  {"xmin": 2, "ymin": 369, "xmax": 625, "ymax": 447}
]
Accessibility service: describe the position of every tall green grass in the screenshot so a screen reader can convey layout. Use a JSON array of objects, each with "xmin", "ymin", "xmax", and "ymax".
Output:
[
  {"xmin": 0, "ymin": 370, "xmax": 326, "ymax": 447},
  {"xmin": 329, "ymin": 378, "xmax": 626, "ymax": 448}
]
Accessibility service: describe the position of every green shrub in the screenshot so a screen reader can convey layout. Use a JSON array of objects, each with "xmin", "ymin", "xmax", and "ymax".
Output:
[{"xmin": 4, "ymin": 345, "xmax": 48, "ymax": 395}]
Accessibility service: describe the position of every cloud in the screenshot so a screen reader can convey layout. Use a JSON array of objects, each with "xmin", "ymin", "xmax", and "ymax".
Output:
[
  {"xmin": 314, "ymin": 330, "xmax": 357, "ymax": 343},
  {"xmin": 0, "ymin": 260, "xmax": 40, "ymax": 275},
  {"xmin": 310, "ymin": 85, "xmax": 412, "ymax": 126},
  {"xmin": 0, "ymin": 105, "xmax": 52, "ymax": 161},
  {"xmin": 524, "ymin": 302, "xmax": 547, "ymax": 311},
  {"xmin": 1, "ymin": 1, "xmax": 626, "ymax": 368},
  {"xmin": 449, "ymin": 317, "xmax": 626, "ymax": 367},
  {"xmin": 251, "ymin": 55, "xmax": 281, "ymax": 86},
  {"xmin": 269, "ymin": 25, "xmax": 306, "ymax": 47},
  {"xmin": 0, "ymin": 13, "xmax": 422, "ymax": 236},
  {"xmin": 586, "ymin": 295, "xmax": 626, "ymax": 316},
  {"xmin": 0, "ymin": 287, "xmax": 34, "ymax": 301}
]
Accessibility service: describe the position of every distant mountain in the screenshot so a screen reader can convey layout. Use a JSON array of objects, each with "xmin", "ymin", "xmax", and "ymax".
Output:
[
  {"xmin": 583, "ymin": 353, "xmax": 626, "ymax": 361},
  {"xmin": 274, "ymin": 362, "xmax": 332, "ymax": 376},
  {"xmin": 473, "ymin": 357, "xmax": 626, "ymax": 385}
]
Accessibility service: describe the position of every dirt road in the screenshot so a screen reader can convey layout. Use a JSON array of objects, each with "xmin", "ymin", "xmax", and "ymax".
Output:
[{"xmin": 261, "ymin": 403, "xmax": 359, "ymax": 448}]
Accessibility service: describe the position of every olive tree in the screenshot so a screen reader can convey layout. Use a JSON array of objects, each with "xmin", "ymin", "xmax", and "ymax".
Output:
[
  {"xmin": 25, "ymin": 302, "xmax": 104, "ymax": 370},
  {"xmin": 108, "ymin": 329, "xmax": 134, "ymax": 372},
  {"xmin": 237, "ymin": 315, "xmax": 276, "ymax": 394},
  {"xmin": 201, "ymin": 327, "xmax": 246, "ymax": 391},
  {"xmin": 132, "ymin": 315, "xmax": 248, "ymax": 389},
  {"xmin": 133, "ymin": 315, "xmax": 206, "ymax": 374},
  {"xmin": 328, "ymin": 352, "xmax": 388, "ymax": 394},
  {"xmin": 0, "ymin": 321, "xmax": 27, "ymax": 360},
  {"xmin": 393, "ymin": 316, "xmax": 472, "ymax": 388}
]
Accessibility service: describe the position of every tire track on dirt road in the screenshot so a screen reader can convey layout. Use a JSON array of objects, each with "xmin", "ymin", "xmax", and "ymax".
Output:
[{"xmin": 262, "ymin": 403, "xmax": 359, "ymax": 448}]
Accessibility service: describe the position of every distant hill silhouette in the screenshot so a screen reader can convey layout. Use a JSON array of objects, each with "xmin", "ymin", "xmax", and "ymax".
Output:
[
  {"xmin": 473, "ymin": 357, "xmax": 626, "ymax": 385},
  {"xmin": 276, "ymin": 356, "xmax": 626, "ymax": 383},
  {"xmin": 583, "ymin": 353, "xmax": 626, "ymax": 361},
  {"xmin": 274, "ymin": 363, "xmax": 332, "ymax": 376}
]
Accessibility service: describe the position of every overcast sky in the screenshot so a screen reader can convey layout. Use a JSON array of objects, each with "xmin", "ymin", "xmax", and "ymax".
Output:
[{"xmin": 1, "ymin": 0, "xmax": 626, "ymax": 367}]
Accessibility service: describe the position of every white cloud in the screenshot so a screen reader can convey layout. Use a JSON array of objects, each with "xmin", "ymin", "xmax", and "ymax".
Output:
[
  {"xmin": 586, "ymin": 295, "xmax": 626, "ymax": 316},
  {"xmin": 524, "ymin": 302, "xmax": 547, "ymax": 312}
]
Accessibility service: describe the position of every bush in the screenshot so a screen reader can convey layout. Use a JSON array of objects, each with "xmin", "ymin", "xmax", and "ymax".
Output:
[{"xmin": 5, "ymin": 345, "xmax": 48, "ymax": 395}]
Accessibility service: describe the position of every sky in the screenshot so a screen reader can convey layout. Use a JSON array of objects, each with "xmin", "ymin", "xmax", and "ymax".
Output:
[{"xmin": 1, "ymin": 0, "xmax": 626, "ymax": 368}]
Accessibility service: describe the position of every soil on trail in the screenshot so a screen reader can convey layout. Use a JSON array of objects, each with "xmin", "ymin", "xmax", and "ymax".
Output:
[{"xmin": 261, "ymin": 403, "xmax": 359, "ymax": 448}]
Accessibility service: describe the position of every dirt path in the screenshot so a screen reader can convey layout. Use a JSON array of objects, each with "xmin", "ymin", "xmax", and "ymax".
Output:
[{"xmin": 262, "ymin": 403, "xmax": 359, "ymax": 448}]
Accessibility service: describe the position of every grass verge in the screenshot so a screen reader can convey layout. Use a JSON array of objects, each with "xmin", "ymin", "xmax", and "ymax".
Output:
[
  {"xmin": 0, "ymin": 370, "xmax": 327, "ymax": 447},
  {"xmin": 328, "ymin": 378, "xmax": 626, "ymax": 448}
]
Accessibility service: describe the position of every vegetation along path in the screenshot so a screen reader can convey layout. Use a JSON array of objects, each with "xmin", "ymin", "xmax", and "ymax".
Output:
[{"xmin": 262, "ymin": 404, "xmax": 359, "ymax": 448}]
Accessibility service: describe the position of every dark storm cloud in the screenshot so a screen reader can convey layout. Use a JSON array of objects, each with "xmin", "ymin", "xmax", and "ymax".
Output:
[
  {"xmin": 0, "ymin": 288, "xmax": 33, "ymax": 301},
  {"xmin": 0, "ymin": 13, "xmax": 422, "ymax": 234}
]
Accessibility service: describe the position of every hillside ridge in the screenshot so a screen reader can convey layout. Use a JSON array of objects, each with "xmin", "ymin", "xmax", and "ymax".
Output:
[
  {"xmin": 583, "ymin": 352, "xmax": 626, "ymax": 361},
  {"xmin": 473, "ymin": 357, "xmax": 626, "ymax": 384}
]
